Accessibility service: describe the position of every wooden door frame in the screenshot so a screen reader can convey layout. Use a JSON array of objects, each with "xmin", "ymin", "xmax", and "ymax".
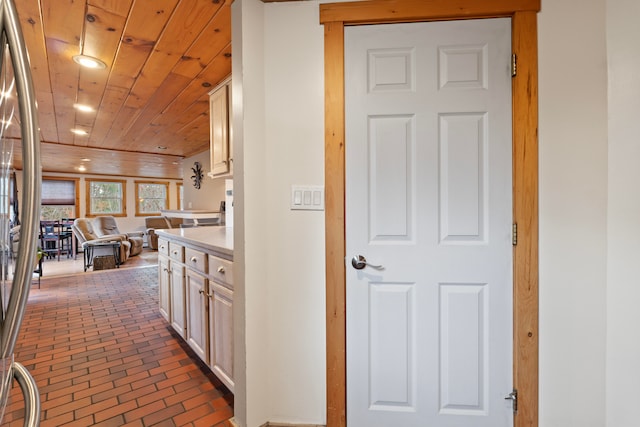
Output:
[{"xmin": 320, "ymin": 1, "xmax": 540, "ymax": 427}]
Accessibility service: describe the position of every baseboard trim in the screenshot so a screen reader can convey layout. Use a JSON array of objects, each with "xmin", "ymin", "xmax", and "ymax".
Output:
[
  {"xmin": 231, "ymin": 418, "xmax": 324, "ymax": 427},
  {"xmin": 260, "ymin": 423, "xmax": 326, "ymax": 427}
]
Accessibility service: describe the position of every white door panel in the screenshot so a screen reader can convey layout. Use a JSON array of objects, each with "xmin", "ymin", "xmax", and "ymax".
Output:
[{"xmin": 346, "ymin": 18, "xmax": 513, "ymax": 427}]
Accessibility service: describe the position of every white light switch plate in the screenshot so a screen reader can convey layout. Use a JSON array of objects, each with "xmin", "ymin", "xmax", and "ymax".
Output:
[{"xmin": 291, "ymin": 185, "xmax": 324, "ymax": 211}]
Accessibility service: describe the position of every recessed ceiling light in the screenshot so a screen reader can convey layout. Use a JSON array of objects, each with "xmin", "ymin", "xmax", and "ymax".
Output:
[
  {"xmin": 71, "ymin": 128, "xmax": 88, "ymax": 136},
  {"xmin": 74, "ymin": 103, "xmax": 95, "ymax": 113},
  {"xmin": 77, "ymin": 165, "xmax": 87, "ymax": 172},
  {"xmin": 81, "ymin": 158, "xmax": 91, "ymax": 162},
  {"xmin": 72, "ymin": 54, "xmax": 107, "ymax": 69}
]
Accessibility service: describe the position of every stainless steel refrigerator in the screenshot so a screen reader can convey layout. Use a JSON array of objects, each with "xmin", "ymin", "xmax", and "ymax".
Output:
[{"xmin": 0, "ymin": 0, "xmax": 42, "ymax": 425}]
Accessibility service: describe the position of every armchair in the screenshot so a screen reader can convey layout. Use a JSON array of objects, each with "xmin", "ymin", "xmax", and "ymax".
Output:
[
  {"xmin": 144, "ymin": 217, "xmax": 171, "ymax": 250},
  {"xmin": 92, "ymin": 216, "xmax": 144, "ymax": 256},
  {"xmin": 71, "ymin": 218, "xmax": 132, "ymax": 263}
]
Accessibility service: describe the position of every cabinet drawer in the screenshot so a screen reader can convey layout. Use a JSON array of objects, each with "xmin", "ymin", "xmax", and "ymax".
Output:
[
  {"xmin": 158, "ymin": 239, "xmax": 169, "ymax": 256},
  {"xmin": 185, "ymin": 247, "xmax": 207, "ymax": 273},
  {"xmin": 169, "ymin": 242, "xmax": 184, "ymax": 262},
  {"xmin": 209, "ymin": 256, "xmax": 233, "ymax": 288}
]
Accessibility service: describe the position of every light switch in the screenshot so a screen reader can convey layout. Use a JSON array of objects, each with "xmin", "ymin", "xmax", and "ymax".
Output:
[{"xmin": 291, "ymin": 185, "xmax": 324, "ymax": 210}]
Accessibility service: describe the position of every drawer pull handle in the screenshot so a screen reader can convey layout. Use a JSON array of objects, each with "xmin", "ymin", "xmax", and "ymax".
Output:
[
  {"xmin": 199, "ymin": 289, "xmax": 205, "ymax": 295},
  {"xmin": 173, "ymin": 250, "xmax": 178, "ymax": 255},
  {"xmin": 217, "ymin": 266, "xmax": 225, "ymax": 274},
  {"xmin": 191, "ymin": 256, "xmax": 198, "ymax": 263}
]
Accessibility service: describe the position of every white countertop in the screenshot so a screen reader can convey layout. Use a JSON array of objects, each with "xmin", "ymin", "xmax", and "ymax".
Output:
[
  {"xmin": 160, "ymin": 209, "xmax": 221, "ymax": 219},
  {"xmin": 156, "ymin": 226, "xmax": 233, "ymax": 258}
]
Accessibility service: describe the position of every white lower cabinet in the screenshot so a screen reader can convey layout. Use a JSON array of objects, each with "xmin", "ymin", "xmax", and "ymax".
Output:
[
  {"xmin": 158, "ymin": 255, "xmax": 171, "ymax": 322},
  {"xmin": 185, "ymin": 267, "xmax": 208, "ymax": 362},
  {"xmin": 159, "ymin": 254, "xmax": 186, "ymax": 338},
  {"xmin": 170, "ymin": 264, "xmax": 186, "ymax": 337},
  {"xmin": 209, "ymin": 282, "xmax": 233, "ymax": 389},
  {"xmin": 158, "ymin": 235, "xmax": 234, "ymax": 392}
]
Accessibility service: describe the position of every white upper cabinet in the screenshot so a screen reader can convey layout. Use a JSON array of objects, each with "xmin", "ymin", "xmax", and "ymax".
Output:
[{"xmin": 209, "ymin": 78, "xmax": 232, "ymax": 177}]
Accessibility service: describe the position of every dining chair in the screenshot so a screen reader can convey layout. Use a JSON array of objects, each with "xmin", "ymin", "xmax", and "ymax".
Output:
[
  {"xmin": 40, "ymin": 220, "xmax": 60, "ymax": 261},
  {"xmin": 40, "ymin": 220, "xmax": 72, "ymax": 261},
  {"xmin": 60, "ymin": 218, "xmax": 75, "ymax": 257}
]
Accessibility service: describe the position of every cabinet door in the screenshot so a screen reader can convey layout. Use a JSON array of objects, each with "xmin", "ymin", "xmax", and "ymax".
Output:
[
  {"xmin": 185, "ymin": 268, "xmax": 208, "ymax": 362},
  {"xmin": 158, "ymin": 256, "xmax": 171, "ymax": 322},
  {"xmin": 209, "ymin": 282, "xmax": 234, "ymax": 391},
  {"xmin": 210, "ymin": 83, "xmax": 229, "ymax": 175},
  {"xmin": 170, "ymin": 264, "xmax": 186, "ymax": 338}
]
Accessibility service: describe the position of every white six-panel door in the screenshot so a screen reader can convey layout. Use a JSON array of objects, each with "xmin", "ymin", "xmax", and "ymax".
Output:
[{"xmin": 345, "ymin": 18, "xmax": 513, "ymax": 427}]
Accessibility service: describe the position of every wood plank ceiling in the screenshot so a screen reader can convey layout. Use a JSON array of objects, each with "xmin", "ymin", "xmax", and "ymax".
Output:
[{"xmin": 6, "ymin": 0, "xmax": 232, "ymax": 179}]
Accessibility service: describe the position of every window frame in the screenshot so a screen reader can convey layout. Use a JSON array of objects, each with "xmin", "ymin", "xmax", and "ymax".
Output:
[
  {"xmin": 85, "ymin": 178, "xmax": 127, "ymax": 217},
  {"xmin": 176, "ymin": 182, "xmax": 183, "ymax": 210},
  {"xmin": 134, "ymin": 180, "xmax": 169, "ymax": 216}
]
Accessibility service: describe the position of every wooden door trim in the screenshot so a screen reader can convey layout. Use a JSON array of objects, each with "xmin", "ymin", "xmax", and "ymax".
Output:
[{"xmin": 321, "ymin": 2, "xmax": 540, "ymax": 427}]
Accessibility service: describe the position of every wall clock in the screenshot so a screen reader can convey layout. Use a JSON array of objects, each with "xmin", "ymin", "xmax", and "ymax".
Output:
[{"xmin": 191, "ymin": 161, "xmax": 204, "ymax": 189}]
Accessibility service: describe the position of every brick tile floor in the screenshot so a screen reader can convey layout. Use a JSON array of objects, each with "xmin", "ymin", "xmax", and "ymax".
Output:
[{"xmin": 3, "ymin": 266, "xmax": 233, "ymax": 426}]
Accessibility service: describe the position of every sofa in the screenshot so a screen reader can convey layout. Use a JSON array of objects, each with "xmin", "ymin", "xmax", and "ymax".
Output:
[
  {"xmin": 145, "ymin": 216, "xmax": 183, "ymax": 250},
  {"xmin": 93, "ymin": 216, "xmax": 144, "ymax": 256},
  {"xmin": 145, "ymin": 215, "xmax": 221, "ymax": 249},
  {"xmin": 72, "ymin": 218, "xmax": 132, "ymax": 263}
]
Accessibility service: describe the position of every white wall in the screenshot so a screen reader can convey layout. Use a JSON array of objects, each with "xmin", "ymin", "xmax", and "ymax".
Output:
[
  {"xmin": 538, "ymin": 0, "xmax": 608, "ymax": 425},
  {"xmin": 232, "ymin": 1, "xmax": 270, "ymax": 426},
  {"xmin": 264, "ymin": 2, "xmax": 326, "ymax": 423},
  {"xmin": 538, "ymin": 9, "xmax": 640, "ymax": 427},
  {"xmin": 606, "ymin": 1, "xmax": 640, "ymax": 426},
  {"xmin": 182, "ymin": 150, "xmax": 226, "ymax": 210},
  {"xmin": 233, "ymin": 1, "xmax": 327, "ymax": 426}
]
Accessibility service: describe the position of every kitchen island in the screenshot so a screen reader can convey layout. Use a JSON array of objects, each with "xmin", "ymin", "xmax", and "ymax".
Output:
[
  {"xmin": 159, "ymin": 209, "xmax": 223, "ymax": 226},
  {"xmin": 156, "ymin": 226, "xmax": 234, "ymax": 391},
  {"xmin": 156, "ymin": 226, "xmax": 232, "ymax": 258}
]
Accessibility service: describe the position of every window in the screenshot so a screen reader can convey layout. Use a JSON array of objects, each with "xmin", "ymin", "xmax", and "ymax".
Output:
[
  {"xmin": 135, "ymin": 181, "xmax": 168, "ymax": 216},
  {"xmin": 1, "ymin": 174, "xmax": 11, "ymax": 221},
  {"xmin": 86, "ymin": 179, "xmax": 126, "ymax": 217},
  {"xmin": 177, "ymin": 182, "xmax": 184, "ymax": 210},
  {"xmin": 41, "ymin": 177, "xmax": 79, "ymax": 220}
]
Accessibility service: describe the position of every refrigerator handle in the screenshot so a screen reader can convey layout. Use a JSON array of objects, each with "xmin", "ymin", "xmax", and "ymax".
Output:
[
  {"xmin": 0, "ymin": 0, "xmax": 42, "ymax": 359},
  {"xmin": 0, "ymin": 0, "xmax": 42, "ymax": 424},
  {"xmin": 12, "ymin": 362, "xmax": 40, "ymax": 427}
]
